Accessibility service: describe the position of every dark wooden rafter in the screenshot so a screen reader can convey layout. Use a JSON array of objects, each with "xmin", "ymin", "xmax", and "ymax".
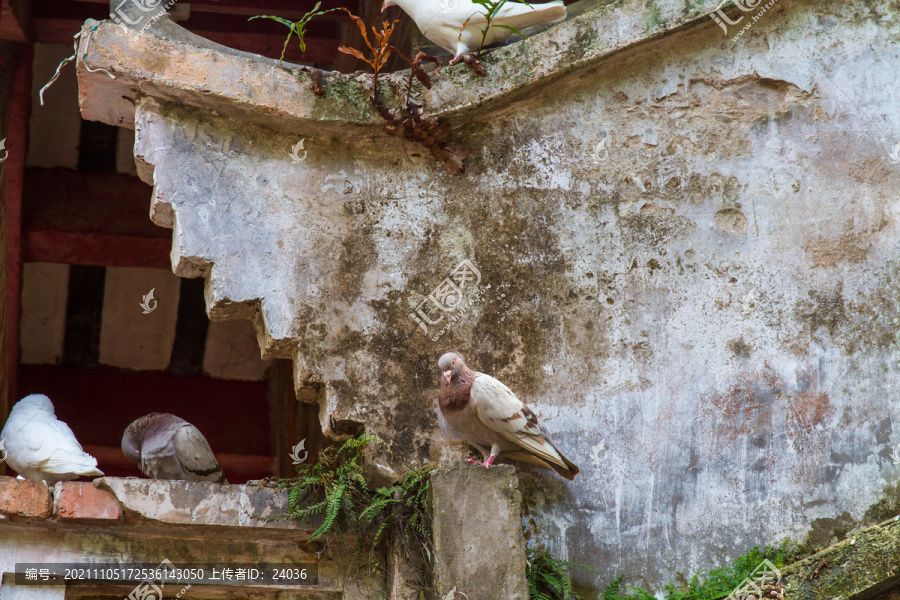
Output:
[
  {"xmin": 32, "ymin": 0, "xmax": 353, "ymax": 66},
  {"xmin": 22, "ymin": 167, "xmax": 170, "ymax": 268}
]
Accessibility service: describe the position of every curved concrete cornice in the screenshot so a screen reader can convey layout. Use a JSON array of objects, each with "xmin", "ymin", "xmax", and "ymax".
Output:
[{"xmin": 76, "ymin": 0, "xmax": 727, "ymax": 137}]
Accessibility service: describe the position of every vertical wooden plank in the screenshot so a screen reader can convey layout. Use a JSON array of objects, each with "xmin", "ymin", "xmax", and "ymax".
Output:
[
  {"xmin": 268, "ymin": 358, "xmax": 295, "ymax": 478},
  {"xmin": 170, "ymin": 277, "xmax": 210, "ymax": 375},
  {"xmin": 268, "ymin": 360, "xmax": 329, "ymax": 478},
  {"xmin": 61, "ymin": 265, "xmax": 106, "ymax": 368},
  {"xmin": 0, "ymin": 42, "xmax": 31, "ymax": 475}
]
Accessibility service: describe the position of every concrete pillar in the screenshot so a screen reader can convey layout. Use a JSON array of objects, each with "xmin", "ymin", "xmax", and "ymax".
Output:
[{"xmin": 430, "ymin": 464, "xmax": 528, "ymax": 600}]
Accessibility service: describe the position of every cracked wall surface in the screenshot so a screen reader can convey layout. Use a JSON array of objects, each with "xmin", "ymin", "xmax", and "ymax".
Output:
[{"xmin": 78, "ymin": 0, "xmax": 900, "ymax": 593}]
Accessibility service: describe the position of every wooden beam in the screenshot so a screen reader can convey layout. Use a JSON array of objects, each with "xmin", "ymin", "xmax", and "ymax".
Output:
[
  {"xmin": 69, "ymin": 0, "xmax": 351, "ymax": 16},
  {"xmin": 24, "ymin": 230, "xmax": 171, "ymax": 268},
  {"xmin": 0, "ymin": 43, "xmax": 31, "ymax": 459},
  {"xmin": 191, "ymin": 30, "xmax": 340, "ymax": 65},
  {"xmin": 32, "ymin": 19, "xmax": 340, "ymax": 64},
  {"xmin": 23, "ymin": 168, "xmax": 164, "ymax": 238}
]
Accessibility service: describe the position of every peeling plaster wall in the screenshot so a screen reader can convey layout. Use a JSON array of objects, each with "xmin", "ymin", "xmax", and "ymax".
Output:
[{"xmin": 86, "ymin": 0, "xmax": 900, "ymax": 592}]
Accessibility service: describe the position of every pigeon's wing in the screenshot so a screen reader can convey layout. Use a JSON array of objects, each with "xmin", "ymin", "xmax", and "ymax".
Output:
[
  {"xmin": 492, "ymin": 0, "xmax": 567, "ymax": 30},
  {"xmin": 173, "ymin": 424, "xmax": 227, "ymax": 483},
  {"xmin": 21, "ymin": 418, "xmax": 101, "ymax": 475},
  {"xmin": 469, "ymin": 373, "xmax": 570, "ymax": 469}
]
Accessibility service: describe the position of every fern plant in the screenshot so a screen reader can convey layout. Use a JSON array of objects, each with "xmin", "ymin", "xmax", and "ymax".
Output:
[
  {"xmin": 527, "ymin": 548, "xmax": 598, "ymax": 600},
  {"xmin": 272, "ymin": 432, "xmax": 435, "ymax": 590},
  {"xmin": 602, "ymin": 544, "xmax": 793, "ymax": 600}
]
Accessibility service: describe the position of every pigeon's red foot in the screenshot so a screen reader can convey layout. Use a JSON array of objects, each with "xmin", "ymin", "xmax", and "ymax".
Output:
[
  {"xmin": 466, "ymin": 458, "xmax": 494, "ymax": 468},
  {"xmin": 485, "ymin": 455, "xmax": 496, "ymax": 467}
]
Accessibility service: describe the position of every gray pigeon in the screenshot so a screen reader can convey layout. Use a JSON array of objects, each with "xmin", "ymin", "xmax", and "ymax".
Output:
[
  {"xmin": 122, "ymin": 413, "xmax": 228, "ymax": 483},
  {"xmin": 383, "ymin": 0, "xmax": 567, "ymax": 64},
  {"xmin": 437, "ymin": 352, "xmax": 579, "ymax": 480},
  {"xmin": 0, "ymin": 394, "xmax": 104, "ymax": 483}
]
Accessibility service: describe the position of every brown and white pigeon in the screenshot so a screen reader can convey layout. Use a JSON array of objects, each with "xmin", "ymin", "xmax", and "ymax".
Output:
[
  {"xmin": 122, "ymin": 413, "xmax": 228, "ymax": 483},
  {"xmin": 383, "ymin": 0, "xmax": 567, "ymax": 65},
  {"xmin": 0, "ymin": 394, "xmax": 104, "ymax": 484},
  {"xmin": 437, "ymin": 352, "xmax": 580, "ymax": 480}
]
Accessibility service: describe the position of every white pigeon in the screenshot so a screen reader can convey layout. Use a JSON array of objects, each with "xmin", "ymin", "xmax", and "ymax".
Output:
[
  {"xmin": 122, "ymin": 413, "xmax": 228, "ymax": 483},
  {"xmin": 383, "ymin": 0, "xmax": 567, "ymax": 64},
  {"xmin": 0, "ymin": 394, "xmax": 104, "ymax": 483}
]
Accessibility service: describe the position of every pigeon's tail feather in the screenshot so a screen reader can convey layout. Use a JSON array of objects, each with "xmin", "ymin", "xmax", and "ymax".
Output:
[
  {"xmin": 43, "ymin": 451, "xmax": 103, "ymax": 477},
  {"xmin": 495, "ymin": 1, "xmax": 567, "ymax": 31},
  {"xmin": 543, "ymin": 436, "xmax": 580, "ymax": 480}
]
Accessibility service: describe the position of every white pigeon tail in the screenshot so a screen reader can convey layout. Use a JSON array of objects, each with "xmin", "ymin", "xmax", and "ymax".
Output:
[
  {"xmin": 383, "ymin": 0, "xmax": 567, "ymax": 64},
  {"xmin": 0, "ymin": 394, "xmax": 104, "ymax": 484}
]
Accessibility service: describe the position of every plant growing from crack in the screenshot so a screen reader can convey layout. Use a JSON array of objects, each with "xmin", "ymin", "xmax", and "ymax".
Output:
[
  {"xmin": 456, "ymin": 0, "xmax": 535, "ymax": 74},
  {"xmin": 338, "ymin": 9, "xmax": 468, "ymax": 173},
  {"xmin": 250, "ymin": 2, "xmax": 341, "ymax": 96},
  {"xmin": 268, "ymin": 433, "xmax": 435, "ymax": 593},
  {"xmin": 250, "ymin": 2, "xmax": 340, "ymax": 64},
  {"xmin": 527, "ymin": 548, "xmax": 597, "ymax": 600}
]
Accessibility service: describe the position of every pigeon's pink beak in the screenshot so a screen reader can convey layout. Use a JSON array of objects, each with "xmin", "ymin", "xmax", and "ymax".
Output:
[
  {"xmin": 443, "ymin": 370, "xmax": 452, "ymax": 384},
  {"xmin": 381, "ymin": 1, "xmax": 387, "ymax": 12}
]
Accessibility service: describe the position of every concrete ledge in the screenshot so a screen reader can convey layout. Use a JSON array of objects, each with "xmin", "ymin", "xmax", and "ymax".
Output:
[
  {"xmin": 783, "ymin": 516, "xmax": 900, "ymax": 600},
  {"xmin": 93, "ymin": 477, "xmax": 307, "ymax": 529},
  {"xmin": 0, "ymin": 478, "xmax": 52, "ymax": 519}
]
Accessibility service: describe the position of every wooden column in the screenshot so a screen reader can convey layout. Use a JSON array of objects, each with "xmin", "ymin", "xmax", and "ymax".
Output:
[
  {"xmin": 268, "ymin": 359, "xmax": 329, "ymax": 477},
  {"xmin": 0, "ymin": 41, "xmax": 31, "ymax": 473}
]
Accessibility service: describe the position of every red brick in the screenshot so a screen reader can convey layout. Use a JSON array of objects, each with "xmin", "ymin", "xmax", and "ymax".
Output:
[
  {"xmin": 0, "ymin": 476, "xmax": 52, "ymax": 518},
  {"xmin": 54, "ymin": 482, "xmax": 122, "ymax": 520}
]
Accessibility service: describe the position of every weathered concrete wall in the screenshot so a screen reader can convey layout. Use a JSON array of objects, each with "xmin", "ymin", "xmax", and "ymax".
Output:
[{"xmin": 77, "ymin": 0, "xmax": 900, "ymax": 594}]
